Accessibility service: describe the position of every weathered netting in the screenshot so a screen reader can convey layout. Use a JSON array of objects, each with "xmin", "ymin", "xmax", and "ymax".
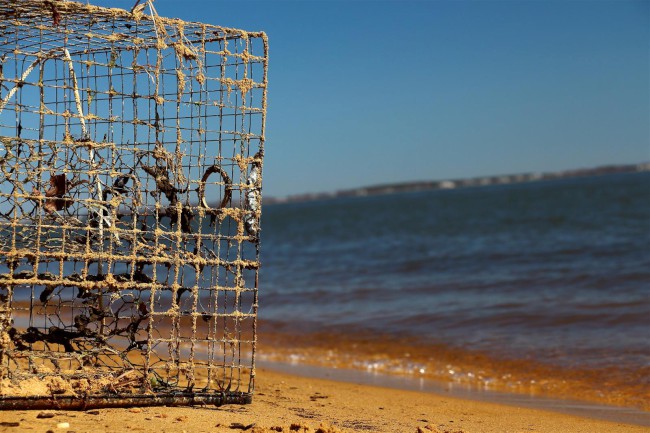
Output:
[{"xmin": 0, "ymin": 0, "xmax": 267, "ymax": 409}]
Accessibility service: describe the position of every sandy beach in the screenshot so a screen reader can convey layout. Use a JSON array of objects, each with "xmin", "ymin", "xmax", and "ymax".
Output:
[
  {"xmin": 1, "ymin": 367, "xmax": 647, "ymax": 433},
  {"xmin": 0, "ymin": 1, "xmax": 647, "ymax": 433}
]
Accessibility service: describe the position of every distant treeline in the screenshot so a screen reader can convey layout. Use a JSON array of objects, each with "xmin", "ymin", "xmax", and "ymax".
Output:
[{"xmin": 264, "ymin": 162, "xmax": 650, "ymax": 205}]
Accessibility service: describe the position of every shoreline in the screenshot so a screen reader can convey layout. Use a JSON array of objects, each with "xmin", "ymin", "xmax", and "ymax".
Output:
[
  {"xmin": 260, "ymin": 360, "xmax": 650, "ymax": 428},
  {"xmin": 255, "ymin": 327, "xmax": 650, "ymax": 413},
  {"xmin": 2, "ymin": 367, "xmax": 648, "ymax": 433}
]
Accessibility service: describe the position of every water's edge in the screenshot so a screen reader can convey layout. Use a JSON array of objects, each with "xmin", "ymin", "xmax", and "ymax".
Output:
[{"xmin": 259, "ymin": 360, "xmax": 650, "ymax": 427}]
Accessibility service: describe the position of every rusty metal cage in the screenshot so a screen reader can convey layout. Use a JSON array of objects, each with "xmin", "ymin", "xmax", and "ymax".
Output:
[{"xmin": 0, "ymin": 0, "xmax": 267, "ymax": 409}]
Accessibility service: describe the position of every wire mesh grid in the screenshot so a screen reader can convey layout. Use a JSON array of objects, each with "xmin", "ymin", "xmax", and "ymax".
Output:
[{"xmin": 0, "ymin": 0, "xmax": 267, "ymax": 409}]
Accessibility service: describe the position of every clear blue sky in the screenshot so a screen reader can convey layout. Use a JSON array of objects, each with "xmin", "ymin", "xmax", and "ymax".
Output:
[{"xmin": 94, "ymin": 0, "xmax": 649, "ymax": 197}]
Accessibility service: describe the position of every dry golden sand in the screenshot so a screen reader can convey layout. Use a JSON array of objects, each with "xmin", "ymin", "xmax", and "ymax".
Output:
[{"xmin": 0, "ymin": 368, "xmax": 647, "ymax": 433}]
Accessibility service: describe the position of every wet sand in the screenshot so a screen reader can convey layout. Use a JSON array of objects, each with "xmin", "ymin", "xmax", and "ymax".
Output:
[
  {"xmin": 1, "ymin": 367, "xmax": 648, "ymax": 433},
  {"xmin": 257, "ymin": 327, "xmax": 650, "ymax": 412}
]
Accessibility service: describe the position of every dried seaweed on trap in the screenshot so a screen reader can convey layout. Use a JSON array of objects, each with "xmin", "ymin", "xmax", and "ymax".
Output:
[{"xmin": 0, "ymin": 0, "xmax": 268, "ymax": 410}]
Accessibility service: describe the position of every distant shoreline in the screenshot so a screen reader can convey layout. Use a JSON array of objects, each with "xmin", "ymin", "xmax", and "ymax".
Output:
[{"xmin": 264, "ymin": 162, "xmax": 650, "ymax": 205}]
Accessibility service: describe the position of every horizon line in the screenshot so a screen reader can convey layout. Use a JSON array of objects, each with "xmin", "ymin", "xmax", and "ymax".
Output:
[{"xmin": 264, "ymin": 161, "xmax": 650, "ymax": 205}]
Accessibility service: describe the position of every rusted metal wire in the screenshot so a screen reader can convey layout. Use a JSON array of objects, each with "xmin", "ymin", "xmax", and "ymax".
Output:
[{"xmin": 0, "ymin": 0, "xmax": 267, "ymax": 410}]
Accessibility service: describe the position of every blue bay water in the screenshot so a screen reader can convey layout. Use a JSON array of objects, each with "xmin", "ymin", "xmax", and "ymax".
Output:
[{"xmin": 259, "ymin": 172, "xmax": 650, "ymax": 371}]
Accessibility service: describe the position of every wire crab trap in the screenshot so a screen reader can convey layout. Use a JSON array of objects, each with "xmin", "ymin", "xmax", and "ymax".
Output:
[{"xmin": 0, "ymin": 0, "xmax": 267, "ymax": 409}]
